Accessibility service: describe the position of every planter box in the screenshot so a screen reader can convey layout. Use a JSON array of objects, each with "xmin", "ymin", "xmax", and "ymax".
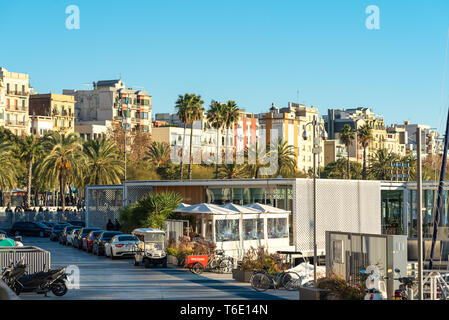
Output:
[
  {"xmin": 232, "ymin": 269, "xmax": 253, "ymax": 283},
  {"xmin": 299, "ymin": 287, "xmax": 331, "ymax": 300},
  {"xmin": 167, "ymin": 255, "xmax": 178, "ymax": 265}
]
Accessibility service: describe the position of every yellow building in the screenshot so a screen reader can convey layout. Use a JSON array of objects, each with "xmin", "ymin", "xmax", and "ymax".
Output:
[
  {"xmin": 29, "ymin": 93, "xmax": 75, "ymax": 134},
  {"xmin": 259, "ymin": 102, "xmax": 324, "ymax": 174},
  {"xmin": 0, "ymin": 67, "xmax": 30, "ymax": 136}
]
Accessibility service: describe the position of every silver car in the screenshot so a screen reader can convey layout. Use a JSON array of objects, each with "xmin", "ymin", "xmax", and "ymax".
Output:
[{"xmin": 104, "ymin": 234, "xmax": 139, "ymax": 259}]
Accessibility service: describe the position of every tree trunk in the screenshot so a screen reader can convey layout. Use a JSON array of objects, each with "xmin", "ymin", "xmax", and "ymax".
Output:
[
  {"xmin": 215, "ymin": 128, "xmax": 220, "ymax": 179},
  {"xmin": 362, "ymin": 147, "xmax": 367, "ymax": 180},
  {"xmin": 26, "ymin": 156, "xmax": 32, "ymax": 209},
  {"xmin": 180, "ymin": 123, "xmax": 186, "ymax": 179},
  {"xmin": 188, "ymin": 123, "xmax": 194, "ymax": 180},
  {"xmin": 347, "ymin": 147, "xmax": 350, "ymax": 180},
  {"xmin": 60, "ymin": 170, "xmax": 65, "ymax": 211},
  {"xmin": 225, "ymin": 127, "xmax": 229, "ymax": 164}
]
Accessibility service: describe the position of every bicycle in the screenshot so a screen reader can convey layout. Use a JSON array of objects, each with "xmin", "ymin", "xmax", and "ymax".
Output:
[
  {"xmin": 207, "ymin": 250, "xmax": 234, "ymax": 274},
  {"xmin": 250, "ymin": 267, "xmax": 302, "ymax": 292}
]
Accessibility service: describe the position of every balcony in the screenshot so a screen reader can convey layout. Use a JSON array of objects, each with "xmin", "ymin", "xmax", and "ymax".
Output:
[
  {"xmin": 5, "ymin": 120, "xmax": 26, "ymax": 127},
  {"xmin": 5, "ymin": 105, "xmax": 27, "ymax": 112},
  {"xmin": 6, "ymin": 91, "xmax": 28, "ymax": 97}
]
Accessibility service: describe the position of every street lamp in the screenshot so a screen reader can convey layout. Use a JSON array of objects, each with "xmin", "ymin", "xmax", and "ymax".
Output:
[
  {"xmin": 117, "ymin": 95, "xmax": 130, "ymax": 204},
  {"xmin": 302, "ymin": 115, "xmax": 327, "ymax": 286}
]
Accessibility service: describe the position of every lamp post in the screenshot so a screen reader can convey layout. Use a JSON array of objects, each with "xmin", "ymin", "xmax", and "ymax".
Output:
[
  {"xmin": 302, "ymin": 115, "xmax": 327, "ymax": 285},
  {"xmin": 117, "ymin": 95, "xmax": 130, "ymax": 205}
]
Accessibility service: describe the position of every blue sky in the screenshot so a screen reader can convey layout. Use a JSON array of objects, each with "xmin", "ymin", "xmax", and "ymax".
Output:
[{"xmin": 1, "ymin": 0, "xmax": 449, "ymax": 131}]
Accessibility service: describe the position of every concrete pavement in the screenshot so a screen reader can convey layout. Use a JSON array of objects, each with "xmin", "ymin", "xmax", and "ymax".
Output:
[{"xmin": 18, "ymin": 237, "xmax": 299, "ymax": 300}]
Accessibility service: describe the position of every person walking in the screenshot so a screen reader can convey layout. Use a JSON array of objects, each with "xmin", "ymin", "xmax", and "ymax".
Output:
[
  {"xmin": 113, "ymin": 219, "xmax": 121, "ymax": 231},
  {"xmin": 106, "ymin": 219, "xmax": 114, "ymax": 231}
]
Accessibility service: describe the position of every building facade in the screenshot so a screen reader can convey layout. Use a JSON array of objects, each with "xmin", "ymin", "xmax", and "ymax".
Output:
[
  {"xmin": 0, "ymin": 67, "xmax": 30, "ymax": 136},
  {"xmin": 64, "ymin": 79, "xmax": 152, "ymax": 136},
  {"xmin": 258, "ymin": 102, "xmax": 324, "ymax": 174},
  {"xmin": 29, "ymin": 93, "xmax": 75, "ymax": 135}
]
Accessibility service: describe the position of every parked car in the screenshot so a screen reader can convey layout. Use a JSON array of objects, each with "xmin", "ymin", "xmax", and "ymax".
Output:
[
  {"xmin": 49, "ymin": 223, "xmax": 72, "ymax": 241},
  {"xmin": 66, "ymin": 228, "xmax": 82, "ymax": 246},
  {"xmin": 82, "ymin": 230, "xmax": 104, "ymax": 252},
  {"xmin": 73, "ymin": 227, "xmax": 100, "ymax": 249},
  {"xmin": 104, "ymin": 234, "xmax": 140, "ymax": 259},
  {"xmin": 60, "ymin": 226, "xmax": 78, "ymax": 245},
  {"xmin": 42, "ymin": 221, "xmax": 59, "ymax": 229},
  {"xmin": 92, "ymin": 231, "xmax": 122, "ymax": 256},
  {"xmin": 9, "ymin": 222, "xmax": 52, "ymax": 237},
  {"xmin": 67, "ymin": 220, "xmax": 85, "ymax": 228}
]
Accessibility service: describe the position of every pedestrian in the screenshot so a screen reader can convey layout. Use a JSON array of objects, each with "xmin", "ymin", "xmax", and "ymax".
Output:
[
  {"xmin": 106, "ymin": 219, "xmax": 114, "ymax": 231},
  {"xmin": 114, "ymin": 219, "xmax": 121, "ymax": 231}
]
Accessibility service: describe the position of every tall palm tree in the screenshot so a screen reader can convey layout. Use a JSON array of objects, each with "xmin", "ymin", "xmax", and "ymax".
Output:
[
  {"xmin": 369, "ymin": 148, "xmax": 399, "ymax": 180},
  {"xmin": 186, "ymin": 94, "xmax": 205, "ymax": 180},
  {"xmin": 175, "ymin": 94, "xmax": 189, "ymax": 179},
  {"xmin": 0, "ymin": 142, "xmax": 18, "ymax": 193},
  {"xmin": 357, "ymin": 124, "xmax": 373, "ymax": 180},
  {"xmin": 83, "ymin": 138, "xmax": 125, "ymax": 185},
  {"xmin": 17, "ymin": 135, "xmax": 44, "ymax": 208},
  {"xmin": 143, "ymin": 141, "xmax": 171, "ymax": 168},
  {"xmin": 206, "ymin": 101, "xmax": 225, "ymax": 178},
  {"xmin": 222, "ymin": 100, "xmax": 240, "ymax": 164},
  {"xmin": 339, "ymin": 124, "xmax": 355, "ymax": 179},
  {"xmin": 275, "ymin": 139, "xmax": 297, "ymax": 177},
  {"xmin": 175, "ymin": 93, "xmax": 204, "ymax": 180},
  {"xmin": 37, "ymin": 132, "xmax": 86, "ymax": 211}
]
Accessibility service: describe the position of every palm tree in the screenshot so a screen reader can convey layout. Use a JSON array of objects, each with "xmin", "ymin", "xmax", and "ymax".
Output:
[
  {"xmin": 83, "ymin": 138, "xmax": 125, "ymax": 185},
  {"xmin": 339, "ymin": 124, "xmax": 355, "ymax": 179},
  {"xmin": 357, "ymin": 124, "xmax": 373, "ymax": 180},
  {"xmin": 244, "ymin": 142, "xmax": 270, "ymax": 179},
  {"xmin": 275, "ymin": 139, "xmax": 296, "ymax": 177},
  {"xmin": 175, "ymin": 95, "xmax": 189, "ymax": 179},
  {"xmin": 37, "ymin": 132, "xmax": 86, "ymax": 211},
  {"xmin": 369, "ymin": 149, "xmax": 399, "ymax": 180},
  {"xmin": 17, "ymin": 135, "xmax": 44, "ymax": 208},
  {"xmin": 143, "ymin": 141, "xmax": 171, "ymax": 168},
  {"xmin": 218, "ymin": 162, "xmax": 247, "ymax": 179},
  {"xmin": 0, "ymin": 142, "xmax": 18, "ymax": 193},
  {"xmin": 222, "ymin": 100, "xmax": 240, "ymax": 164},
  {"xmin": 402, "ymin": 154, "xmax": 416, "ymax": 181},
  {"xmin": 175, "ymin": 93, "xmax": 204, "ymax": 180},
  {"xmin": 206, "ymin": 101, "xmax": 225, "ymax": 178}
]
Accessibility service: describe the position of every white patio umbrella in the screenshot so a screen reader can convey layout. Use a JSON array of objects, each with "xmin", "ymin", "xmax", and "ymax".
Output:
[
  {"xmin": 221, "ymin": 203, "xmax": 262, "ymax": 214},
  {"xmin": 244, "ymin": 203, "xmax": 290, "ymax": 213},
  {"xmin": 175, "ymin": 203, "xmax": 237, "ymax": 215},
  {"xmin": 172, "ymin": 203, "xmax": 191, "ymax": 213}
]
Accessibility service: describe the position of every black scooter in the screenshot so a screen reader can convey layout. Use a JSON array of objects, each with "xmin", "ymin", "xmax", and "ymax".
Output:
[{"xmin": 2, "ymin": 259, "xmax": 68, "ymax": 297}]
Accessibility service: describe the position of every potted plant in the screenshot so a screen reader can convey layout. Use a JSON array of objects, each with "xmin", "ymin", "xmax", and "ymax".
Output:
[
  {"xmin": 166, "ymin": 247, "xmax": 179, "ymax": 265},
  {"xmin": 232, "ymin": 247, "xmax": 284, "ymax": 283},
  {"xmin": 299, "ymin": 275, "xmax": 365, "ymax": 300}
]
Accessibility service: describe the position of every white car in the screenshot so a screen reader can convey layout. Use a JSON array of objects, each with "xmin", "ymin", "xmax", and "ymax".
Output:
[
  {"xmin": 104, "ymin": 234, "xmax": 139, "ymax": 259},
  {"xmin": 66, "ymin": 228, "xmax": 81, "ymax": 246}
]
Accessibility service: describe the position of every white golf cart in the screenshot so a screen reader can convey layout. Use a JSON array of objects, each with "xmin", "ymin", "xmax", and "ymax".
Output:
[{"xmin": 132, "ymin": 228, "xmax": 167, "ymax": 268}]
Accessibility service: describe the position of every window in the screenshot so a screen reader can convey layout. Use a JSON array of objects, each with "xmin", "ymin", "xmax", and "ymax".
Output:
[
  {"xmin": 215, "ymin": 219, "xmax": 239, "ymax": 242},
  {"xmin": 267, "ymin": 218, "xmax": 288, "ymax": 239},
  {"xmin": 243, "ymin": 219, "xmax": 264, "ymax": 240}
]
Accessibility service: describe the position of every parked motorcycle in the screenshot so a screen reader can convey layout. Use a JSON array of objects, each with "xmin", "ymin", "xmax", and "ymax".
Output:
[{"xmin": 1, "ymin": 258, "xmax": 69, "ymax": 297}]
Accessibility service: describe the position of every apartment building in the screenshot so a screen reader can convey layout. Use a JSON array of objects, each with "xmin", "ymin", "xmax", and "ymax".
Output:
[
  {"xmin": 391, "ymin": 122, "xmax": 443, "ymax": 157},
  {"xmin": 326, "ymin": 107, "xmax": 391, "ymax": 163},
  {"xmin": 258, "ymin": 102, "xmax": 324, "ymax": 174},
  {"xmin": 385, "ymin": 126, "xmax": 407, "ymax": 158},
  {"xmin": 152, "ymin": 125, "xmax": 234, "ymax": 165},
  {"xmin": 29, "ymin": 93, "xmax": 75, "ymax": 135},
  {"xmin": 323, "ymin": 139, "xmax": 350, "ymax": 166},
  {"xmin": 64, "ymin": 79, "xmax": 152, "ymax": 138},
  {"xmin": 0, "ymin": 67, "xmax": 30, "ymax": 136}
]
